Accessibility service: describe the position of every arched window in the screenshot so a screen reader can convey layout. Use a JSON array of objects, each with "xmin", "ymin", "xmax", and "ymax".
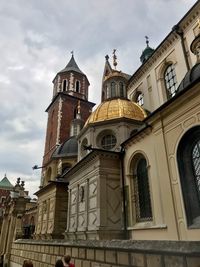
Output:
[
  {"xmin": 177, "ymin": 126, "xmax": 200, "ymax": 228},
  {"xmin": 62, "ymin": 79, "xmax": 68, "ymax": 91},
  {"xmin": 111, "ymin": 82, "xmax": 116, "ymax": 98},
  {"xmin": 119, "ymin": 82, "xmax": 124, "ymax": 97},
  {"xmin": 136, "ymin": 92, "xmax": 144, "ymax": 106},
  {"xmin": 101, "ymin": 134, "xmax": 117, "ymax": 150},
  {"xmin": 133, "ymin": 155, "xmax": 152, "ymax": 222},
  {"xmin": 164, "ymin": 64, "xmax": 177, "ymax": 98},
  {"xmin": 75, "ymin": 80, "xmax": 80, "ymax": 92}
]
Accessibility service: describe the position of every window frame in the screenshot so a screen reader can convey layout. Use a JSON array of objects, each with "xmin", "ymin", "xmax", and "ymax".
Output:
[
  {"xmin": 131, "ymin": 153, "xmax": 153, "ymax": 223},
  {"xmin": 164, "ymin": 64, "xmax": 178, "ymax": 99},
  {"xmin": 177, "ymin": 126, "xmax": 200, "ymax": 228}
]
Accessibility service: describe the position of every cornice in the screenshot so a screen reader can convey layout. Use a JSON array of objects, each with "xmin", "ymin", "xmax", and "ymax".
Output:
[{"xmin": 62, "ymin": 149, "xmax": 120, "ymax": 179}]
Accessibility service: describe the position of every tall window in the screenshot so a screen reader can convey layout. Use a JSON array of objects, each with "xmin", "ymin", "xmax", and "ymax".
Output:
[
  {"xmin": 75, "ymin": 80, "xmax": 80, "ymax": 92},
  {"xmin": 164, "ymin": 64, "xmax": 177, "ymax": 98},
  {"xmin": 119, "ymin": 82, "xmax": 124, "ymax": 97},
  {"xmin": 133, "ymin": 156, "xmax": 152, "ymax": 222},
  {"xmin": 62, "ymin": 79, "xmax": 68, "ymax": 91},
  {"xmin": 177, "ymin": 126, "xmax": 200, "ymax": 228},
  {"xmin": 136, "ymin": 92, "xmax": 144, "ymax": 106},
  {"xmin": 111, "ymin": 82, "xmax": 116, "ymax": 98}
]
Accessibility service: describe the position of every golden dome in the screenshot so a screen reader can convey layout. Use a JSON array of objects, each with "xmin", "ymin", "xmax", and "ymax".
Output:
[
  {"xmin": 85, "ymin": 98, "xmax": 146, "ymax": 125},
  {"xmin": 104, "ymin": 70, "xmax": 130, "ymax": 82}
]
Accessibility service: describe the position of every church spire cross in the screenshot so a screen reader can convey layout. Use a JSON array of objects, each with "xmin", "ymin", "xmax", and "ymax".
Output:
[
  {"xmin": 113, "ymin": 49, "xmax": 117, "ymax": 69},
  {"xmin": 71, "ymin": 50, "xmax": 74, "ymax": 56}
]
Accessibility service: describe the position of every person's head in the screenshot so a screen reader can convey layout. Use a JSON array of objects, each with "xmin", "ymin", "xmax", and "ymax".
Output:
[
  {"xmin": 64, "ymin": 255, "xmax": 71, "ymax": 264},
  {"xmin": 22, "ymin": 260, "xmax": 33, "ymax": 267},
  {"xmin": 55, "ymin": 259, "xmax": 64, "ymax": 267}
]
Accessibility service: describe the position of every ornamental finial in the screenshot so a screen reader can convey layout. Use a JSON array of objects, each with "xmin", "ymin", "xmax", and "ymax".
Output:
[
  {"xmin": 113, "ymin": 49, "xmax": 117, "ymax": 69},
  {"xmin": 71, "ymin": 50, "xmax": 74, "ymax": 57},
  {"xmin": 145, "ymin": 36, "xmax": 149, "ymax": 46}
]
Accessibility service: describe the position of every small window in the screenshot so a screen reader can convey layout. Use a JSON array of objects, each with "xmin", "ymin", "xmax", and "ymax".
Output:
[
  {"xmin": 111, "ymin": 82, "xmax": 116, "ymax": 98},
  {"xmin": 62, "ymin": 79, "xmax": 68, "ymax": 91},
  {"xmin": 136, "ymin": 93, "xmax": 144, "ymax": 106},
  {"xmin": 101, "ymin": 134, "xmax": 117, "ymax": 150},
  {"xmin": 75, "ymin": 80, "xmax": 80, "ymax": 93},
  {"xmin": 119, "ymin": 82, "xmax": 124, "ymax": 97},
  {"xmin": 164, "ymin": 64, "xmax": 177, "ymax": 98}
]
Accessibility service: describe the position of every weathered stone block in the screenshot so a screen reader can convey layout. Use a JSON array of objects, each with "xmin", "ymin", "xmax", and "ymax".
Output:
[
  {"xmin": 54, "ymin": 246, "xmax": 59, "ymax": 255},
  {"xmin": 45, "ymin": 246, "xmax": 49, "ymax": 253},
  {"xmin": 75, "ymin": 259, "xmax": 82, "ymax": 267},
  {"xmin": 186, "ymin": 257, "xmax": 200, "ymax": 267},
  {"xmin": 60, "ymin": 246, "xmax": 65, "ymax": 256},
  {"xmin": 91, "ymin": 262, "xmax": 100, "ymax": 267},
  {"xmin": 65, "ymin": 247, "xmax": 72, "ymax": 256},
  {"xmin": 105, "ymin": 250, "xmax": 116, "ymax": 264},
  {"xmin": 87, "ymin": 249, "xmax": 95, "ymax": 260},
  {"xmin": 51, "ymin": 255, "xmax": 56, "ymax": 265},
  {"xmin": 50, "ymin": 246, "xmax": 54, "ymax": 254},
  {"xmin": 42, "ymin": 253, "xmax": 47, "ymax": 262},
  {"xmin": 95, "ymin": 249, "xmax": 104, "ymax": 262},
  {"xmin": 79, "ymin": 248, "xmax": 86, "ymax": 259},
  {"xmin": 131, "ymin": 253, "xmax": 145, "ymax": 267},
  {"xmin": 146, "ymin": 254, "xmax": 162, "ymax": 267},
  {"xmin": 72, "ymin": 247, "xmax": 79, "ymax": 258},
  {"xmin": 117, "ymin": 251, "xmax": 130, "ymax": 265},
  {"xmin": 164, "ymin": 255, "xmax": 184, "ymax": 267},
  {"xmin": 82, "ymin": 260, "xmax": 91, "ymax": 267}
]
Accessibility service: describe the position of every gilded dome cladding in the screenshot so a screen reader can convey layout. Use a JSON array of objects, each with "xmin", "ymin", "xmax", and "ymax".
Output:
[
  {"xmin": 104, "ymin": 70, "xmax": 131, "ymax": 82},
  {"xmin": 85, "ymin": 99, "xmax": 146, "ymax": 125}
]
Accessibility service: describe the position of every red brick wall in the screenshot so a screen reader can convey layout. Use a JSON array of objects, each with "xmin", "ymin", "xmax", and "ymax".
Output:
[{"xmin": 43, "ymin": 94, "xmax": 94, "ymax": 165}]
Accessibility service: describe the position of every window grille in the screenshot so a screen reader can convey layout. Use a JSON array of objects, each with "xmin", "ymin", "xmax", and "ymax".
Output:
[
  {"xmin": 101, "ymin": 134, "xmax": 117, "ymax": 150},
  {"xmin": 164, "ymin": 64, "xmax": 177, "ymax": 98},
  {"xmin": 134, "ymin": 158, "xmax": 152, "ymax": 222},
  {"xmin": 119, "ymin": 82, "xmax": 124, "ymax": 97},
  {"xmin": 192, "ymin": 141, "xmax": 200, "ymax": 197},
  {"xmin": 111, "ymin": 82, "xmax": 116, "ymax": 98}
]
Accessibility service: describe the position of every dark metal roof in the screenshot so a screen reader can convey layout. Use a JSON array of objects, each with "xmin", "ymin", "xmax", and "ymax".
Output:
[
  {"xmin": 177, "ymin": 63, "xmax": 200, "ymax": 92},
  {"xmin": 52, "ymin": 136, "xmax": 78, "ymax": 158},
  {"xmin": 58, "ymin": 55, "xmax": 84, "ymax": 75}
]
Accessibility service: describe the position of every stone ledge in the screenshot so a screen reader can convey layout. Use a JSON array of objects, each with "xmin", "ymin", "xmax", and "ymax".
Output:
[{"xmin": 14, "ymin": 239, "xmax": 200, "ymax": 256}]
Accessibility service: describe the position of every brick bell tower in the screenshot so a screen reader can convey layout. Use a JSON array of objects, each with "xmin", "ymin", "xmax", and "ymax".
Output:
[{"xmin": 42, "ymin": 54, "xmax": 95, "ymax": 181}]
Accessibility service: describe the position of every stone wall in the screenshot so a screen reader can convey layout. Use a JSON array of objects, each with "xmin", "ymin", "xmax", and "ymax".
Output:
[{"xmin": 9, "ymin": 240, "xmax": 200, "ymax": 267}]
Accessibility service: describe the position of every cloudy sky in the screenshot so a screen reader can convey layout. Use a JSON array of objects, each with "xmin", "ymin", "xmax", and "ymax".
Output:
[{"xmin": 0, "ymin": 0, "xmax": 197, "ymax": 197}]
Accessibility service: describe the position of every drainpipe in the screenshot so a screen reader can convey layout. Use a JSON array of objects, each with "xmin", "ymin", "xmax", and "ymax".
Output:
[
  {"xmin": 172, "ymin": 24, "xmax": 190, "ymax": 71},
  {"xmin": 120, "ymin": 147, "xmax": 128, "ymax": 239}
]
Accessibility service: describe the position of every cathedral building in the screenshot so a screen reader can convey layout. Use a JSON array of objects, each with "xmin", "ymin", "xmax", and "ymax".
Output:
[
  {"xmin": 1, "ymin": 1, "xmax": 200, "ymax": 267},
  {"xmin": 33, "ymin": 0, "xmax": 200, "ymax": 242}
]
